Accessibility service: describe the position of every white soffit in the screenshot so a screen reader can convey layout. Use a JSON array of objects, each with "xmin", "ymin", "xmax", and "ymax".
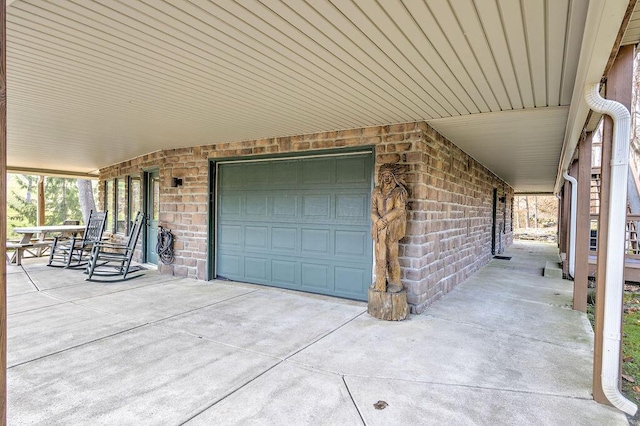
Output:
[
  {"xmin": 6, "ymin": 0, "xmax": 589, "ymax": 192},
  {"xmin": 555, "ymin": 0, "xmax": 632, "ymax": 193},
  {"xmin": 428, "ymin": 107, "xmax": 569, "ymax": 193},
  {"xmin": 622, "ymin": 0, "xmax": 640, "ymax": 45}
]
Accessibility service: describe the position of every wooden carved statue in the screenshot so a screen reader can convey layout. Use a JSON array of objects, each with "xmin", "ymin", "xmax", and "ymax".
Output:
[{"xmin": 370, "ymin": 163, "xmax": 408, "ymax": 293}]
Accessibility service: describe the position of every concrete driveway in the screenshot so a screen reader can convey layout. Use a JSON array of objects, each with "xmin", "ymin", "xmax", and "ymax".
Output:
[{"xmin": 6, "ymin": 242, "xmax": 629, "ymax": 425}]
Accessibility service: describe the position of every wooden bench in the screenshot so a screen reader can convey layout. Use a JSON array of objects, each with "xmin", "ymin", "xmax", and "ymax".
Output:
[
  {"xmin": 6, "ymin": 241, "xmax": 52, "ymax": 265},
  {"xmin": 28, "ymin": 240, "xmax": 54, "ymax": 257},
  {"xmin": 6, "ymin": 242, "xmax": 33, "ymax": 266},
  {"xmin": 29, "ymin": 240, "xmax": 54, "ymax": 256}
]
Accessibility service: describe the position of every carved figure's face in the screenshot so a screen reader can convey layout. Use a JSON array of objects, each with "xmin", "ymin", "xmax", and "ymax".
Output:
[{"xmin": 381, "ymin": 171, "xmax": 393, "ymax": 185}]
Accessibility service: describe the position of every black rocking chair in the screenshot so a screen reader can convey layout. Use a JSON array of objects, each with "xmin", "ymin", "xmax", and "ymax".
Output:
[
  {"xmin": 48, "ymin": 210, "xmax": 108, "ymax": 268},
  {"xmin": 85, "ymin": 212, "xmax": 145, "ymax": 281}
]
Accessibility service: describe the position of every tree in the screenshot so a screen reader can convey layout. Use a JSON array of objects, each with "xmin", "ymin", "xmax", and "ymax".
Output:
[
  {"xmin": 6, "ymin": 175, "xmax": 97, "ymax": 239},
  {"xmin": 43, "ymin": 177, "xmax": 81, "ymax": 224},
  {"xmin": 77, "ymin": 179, "xmax": 97, "ymax": 223},
  {"xmin": 7, "ymin": 175, "xmax": 38, "ymax": 224}
]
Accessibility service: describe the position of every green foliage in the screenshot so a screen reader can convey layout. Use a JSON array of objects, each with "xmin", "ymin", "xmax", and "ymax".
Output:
[
  {"xmin": 586, "ymin": 301, "xmax": 595, "ymax": 329},
  {"xmin": 622, "ymin": 290, "xmax": 640, "ymax": 408},
  {"xmin": 585, "ymin": 287, "xmax": 640, "ymax": 410},
  {"xmin": 6, "ymin": 174, "xmax": 85, "ymax": 239},
  {"xmin": 43, "ymin": 176, "xmax": 81, "ymax": 224},
  {"xmin": 7, "ymin": 175, "xmax": 38, "ymax": 224}
]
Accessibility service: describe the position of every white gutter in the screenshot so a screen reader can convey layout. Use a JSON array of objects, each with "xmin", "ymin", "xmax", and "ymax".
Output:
[
  {"xmin": 584, "ymin": 82, "xmax": 637, "ymax": 416},
  {"xmin": 562, "ymin": 171, "xmax": 577, "ymax": 278}
]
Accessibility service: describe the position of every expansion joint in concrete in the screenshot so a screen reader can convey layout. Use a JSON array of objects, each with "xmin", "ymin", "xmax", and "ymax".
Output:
[
  {"xmin": 177, "ymin": 361, "xmax": 284, "ymax": 425},
  {"xmin": 20, "ymin": 264, "xmax": 40, "ymax": 292},
  {"xmin": 342, "ymin": 376, "xmax": 366, "ymax": 425},
  {"xmin": 7, "ymin": 323, "xmax": 149, "ymax": 369}
]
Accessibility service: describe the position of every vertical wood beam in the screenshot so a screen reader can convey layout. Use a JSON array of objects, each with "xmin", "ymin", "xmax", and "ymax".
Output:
[
  {"xmin": 593, "ymin": 43, "xmax": 634, "ymax": 405},
  {"xmin": 574, "ymin": 133, "xmax": 594, "ymax": 312},
  {"xmin": 0, "ymin": 0, "xmax": 7, "ymax": 422},
  {"xmin": 37, "ymin": 175, "xmax": 45, "ymax": 226}
]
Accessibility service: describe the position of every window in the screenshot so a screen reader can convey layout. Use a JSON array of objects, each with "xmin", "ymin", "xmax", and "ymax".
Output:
[
  {"xmin": 105, "ymin": 180, "xmax": 114, "ymax": 233},
  {"xmin": 129, "ymin": 176, "xmax": 141, "ymax": 232},
  {"xmin": 105, "ymin": 176, "xmax": 140, "ymax": 235},
  {"xmin": 116, "ymin": 179, "xmax": 127, "ymax": 234}
]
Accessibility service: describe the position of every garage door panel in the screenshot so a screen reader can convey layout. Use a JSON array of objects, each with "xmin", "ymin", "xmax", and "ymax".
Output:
[
  {"xmin": 245, "ymin": 226, "xmax": 268, "ymax": 248},
  {"xmin": 244, "ymin": 163, "xmax": 270, "ymax": 185},
  {"xmin": 245, "ymin": 194, "xmax": 268, "ymax": 216},
  {"xmin": 273, "ymin": 194, "xmax": 297, "ymax": 217},
  {"xmin": 336, "ymin": 194, "xmax": 367, "ymax": 218},
  {"xmin": 337, "ymin": 157, "xmax": 370, "ymax": 183},
  {"xmin": 272, "ymin": 260, "xmax": 297, "ymax": 284},
  {"xmin": 219, "ymin": 224, "xmax": 242, "ymax": 246},
  {"xmin": 301, "ymin": 228, "xmax": 330, "ymax": 254},
  {"xmin": 245, "ymin": 257, "xmax": 268, "ymax": 280},
  {"xmin": 301, "ymin": 263, "xmax": 330, "ymax": 289},
  {"xmin": 219, "ymin": 164, "xmax": 245, "ymax": 188},
  {"xmin": 271, "ymin": 227, "xmax": 297, "ymax": 251},
  {"xmin": 218, "ymin": 254, "xmax": 242, "ymax": 277},
  {"xmin": 216, "ymin": 154, "xmax": 373, "ymax": 301},
  {"xmin": 335, "ymin": 230, "xmax": 367, "ymax": 257},
  {"xmin": 302, "ymin": 195, "xmax": 331, "ymax": 218},
  {"xmin": 219, "ymin": 195, "xmax": 242, "ymax": 216},
  {"xmin": 335, "ymin": 266, "xmax": 368, "ymax": 296},
  {"xmin": 270, "ymin": 161, "xmax": 297, "ymax": 184},
  {"xmin": 302, "ymin": 158, "xmax": 333, "ymax": 184}
]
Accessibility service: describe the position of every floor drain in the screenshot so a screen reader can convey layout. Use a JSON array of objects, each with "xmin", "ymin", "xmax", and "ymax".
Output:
[{"xmin": 494, "ymin": 255, "xmax": 512, "ymax": 260}]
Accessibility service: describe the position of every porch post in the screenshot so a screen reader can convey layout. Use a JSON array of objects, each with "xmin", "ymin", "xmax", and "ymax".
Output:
[
  {"xmin": 574, "ymin": 132, "xmax": 593, "ymax": 312},
  {"xmin": 0, "ymin": 0, "xmax": 7, "ymax": 422},
  {"xmin": 37, "ymin": 175, "xmax": 45, "ymax": 226},
  {"xmin": 593, "ymin": 44, "xmax": 634, "ymax": 405}
]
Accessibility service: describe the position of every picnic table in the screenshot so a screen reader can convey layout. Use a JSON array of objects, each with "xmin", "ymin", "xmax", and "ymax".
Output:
[
  {"xmin": 7, "ymin": 225, "xmax": 86, "ymax": 265},
  {"xmin": 13, "ymin": 225, "xmax": 86, "ymax": 244}
]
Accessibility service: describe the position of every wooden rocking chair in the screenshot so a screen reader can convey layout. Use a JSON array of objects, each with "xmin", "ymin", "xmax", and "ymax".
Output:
[
  {"xmin": 48, "ymin": 210, "xmax": 108, "ymax": 268},
  {"xmin": 85, "ymin": 212, "xmax": 145, "ymax": 281}
]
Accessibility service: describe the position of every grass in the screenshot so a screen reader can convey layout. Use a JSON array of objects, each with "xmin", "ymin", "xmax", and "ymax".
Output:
[
  {"xmin": 622, "ymin": 287, "xmax": 640, "ymax": 408},
  {"xmin": 587, "ymin": 284, "xmax": 640, "ymax": 415}
]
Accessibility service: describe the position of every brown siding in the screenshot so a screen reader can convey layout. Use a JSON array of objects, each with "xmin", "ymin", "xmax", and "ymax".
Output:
[{"xmin": 99, "ymin": 121, "xmax": 514, "ymax": 313}]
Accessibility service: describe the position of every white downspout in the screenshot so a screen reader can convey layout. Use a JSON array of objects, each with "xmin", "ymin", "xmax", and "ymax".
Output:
[
  {"xmin": 584, "ymin": 82, "xmax": 637, "ymax": 416},
  {"xmin": 563, "ymin": 171, "xmax": 577, "ymax": 278}
]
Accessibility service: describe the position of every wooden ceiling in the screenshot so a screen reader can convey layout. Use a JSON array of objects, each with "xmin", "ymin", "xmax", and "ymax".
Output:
[{"xmin": 4, "ymin": 0, "xmax": 632, "ymax": 192}]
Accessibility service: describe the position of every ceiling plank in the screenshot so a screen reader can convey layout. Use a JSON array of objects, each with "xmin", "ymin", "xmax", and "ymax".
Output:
[
  {"xmin": 560, "ymin": 0, "xmax": 590, "ymax": 105},
  {"xmin": 474, "ymin": 0, "xmax": 524, "ymax": 109},
  {"xmin": 425, "ymin": 0, "xmax": 501, "ymax": 111},
  {"xmin": 449, "ymin": 0, "xmax": 513, "ymax": 110},
  {"xmin": 522, "ymin": 0, "xmax": 547, "ymax": 107},
  {"xmin": 402, "ymin": 0, "xmax": 490, "ymax": 113},
  {"xmin": 497, "ymin": 0, "xmax": 534, "ymax": 108},
  {"xmin": 546, "ymin": 0, "xmax": 570, "ymax": 106}
]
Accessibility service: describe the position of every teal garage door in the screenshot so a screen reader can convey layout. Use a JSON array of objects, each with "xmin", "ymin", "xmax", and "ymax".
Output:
[{"xmin": 216, "ymin": 154, "xmax": 373, "ymax": 301}]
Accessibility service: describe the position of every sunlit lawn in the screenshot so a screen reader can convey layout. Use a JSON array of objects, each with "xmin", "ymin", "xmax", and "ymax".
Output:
[
  {"xmin": 588, "ymin": 284, "xmax": 640, "ymax": 411},
  {"xmin": 622, "ymin": 287, "xmax": 640, "ymax": 407}
]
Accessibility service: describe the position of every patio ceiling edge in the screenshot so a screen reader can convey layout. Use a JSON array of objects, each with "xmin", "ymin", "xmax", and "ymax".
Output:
[
  {"xmin": 555, "ymin": 0, "xmax": 634, "ymax": 195},
  {"xmin": 6, "ymin": 166, "xmax": 99, "ymax": 179}
]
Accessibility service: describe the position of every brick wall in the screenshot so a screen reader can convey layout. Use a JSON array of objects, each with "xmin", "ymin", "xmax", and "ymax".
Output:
[{"xmin": 99, "ymin": 121, "xmax": 513, "ymax": 313}]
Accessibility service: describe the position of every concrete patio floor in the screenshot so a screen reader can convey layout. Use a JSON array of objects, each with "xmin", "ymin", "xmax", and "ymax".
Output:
[{"xmin": 5, "ymin": 241, "xmax": 630, "ymax": 425}]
